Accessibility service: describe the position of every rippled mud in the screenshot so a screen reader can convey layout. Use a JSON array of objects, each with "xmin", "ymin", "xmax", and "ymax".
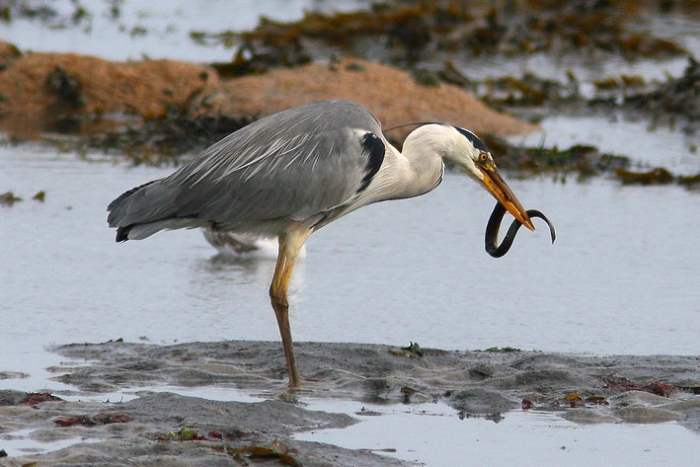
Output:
[{"xmin": 1, "ymin": 341, "xmax": 699, "ymax": 466}]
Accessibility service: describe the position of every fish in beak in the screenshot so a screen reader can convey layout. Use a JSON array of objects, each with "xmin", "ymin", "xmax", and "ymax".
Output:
[{"xmin": 480, "ymin": 163, "xmax": 535, "ymax": 231}]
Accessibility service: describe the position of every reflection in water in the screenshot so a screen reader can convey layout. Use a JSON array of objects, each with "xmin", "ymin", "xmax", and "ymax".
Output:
[
  {"xmin": 198, "ymin": 254, "xmax": 277, "ymax": 285},
  {"xmin": 188, "ymin": 250, "xmax": 307, "ymax": 331},
  {"xmin": 201, "ymin": 230, "xmax": 307, "ymax": 259}
]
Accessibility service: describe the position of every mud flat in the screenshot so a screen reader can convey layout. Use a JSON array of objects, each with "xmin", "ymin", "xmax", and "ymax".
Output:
[{"xmin": 1, "ymin": 340, "xmax": 699, "ymax": 466}]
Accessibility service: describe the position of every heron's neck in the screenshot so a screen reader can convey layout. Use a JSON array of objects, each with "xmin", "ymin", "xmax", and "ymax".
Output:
[
  {"xmin": 402, "ymin": 124, "xmax": 468, "ymax": 194},
  {"xmin": 401, "ymin": 143, "xmax": 444, "ymax": 194},
  {"xmin": 369, "ymin": 129, "xmax": 445, "ymax": 202}
]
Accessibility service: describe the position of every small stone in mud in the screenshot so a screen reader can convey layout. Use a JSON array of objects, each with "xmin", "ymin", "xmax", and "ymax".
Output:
[
  {"xmin": 0, "ymin": 390, "xmax": 63, "ymax": 406},
  {"xmin": 447, "ymin": 388, "xmax": 518, "ymax": 415}
]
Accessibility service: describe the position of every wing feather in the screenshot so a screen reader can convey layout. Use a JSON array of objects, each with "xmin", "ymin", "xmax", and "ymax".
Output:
[{"xmin": 107, "ymin": 100, "xmax": 385, "ymax": 239}]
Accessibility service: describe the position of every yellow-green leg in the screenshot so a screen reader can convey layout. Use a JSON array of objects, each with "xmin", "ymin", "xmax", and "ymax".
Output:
[{"xmin": 269, "ymin": 229, "xmax": 310, "ymax": 388}]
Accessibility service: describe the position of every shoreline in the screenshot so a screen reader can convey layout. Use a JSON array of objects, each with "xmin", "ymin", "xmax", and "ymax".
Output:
[{"xmin": 2, "ymin": 340, "xmax": 699, "ymax": 465}]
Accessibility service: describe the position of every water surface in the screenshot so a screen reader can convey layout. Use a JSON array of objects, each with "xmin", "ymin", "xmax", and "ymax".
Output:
[
  {"xmin": 2, "ymin": 145, "xmax": 699, "ymax": 392},
  {"xmin": 298, "ymin": 399, "xmax": 700, "ymax": 467}
]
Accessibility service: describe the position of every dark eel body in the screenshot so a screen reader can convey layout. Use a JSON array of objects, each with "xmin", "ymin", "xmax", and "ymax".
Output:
[{"xmin": 485, "ymin": 202, "xmax": 557, "ymax": 258}]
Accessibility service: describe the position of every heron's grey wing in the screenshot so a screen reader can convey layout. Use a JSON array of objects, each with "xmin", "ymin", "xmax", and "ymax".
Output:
[{"xmin": 108, "ymin": 100, "xmax": 386, "ymax": 240}]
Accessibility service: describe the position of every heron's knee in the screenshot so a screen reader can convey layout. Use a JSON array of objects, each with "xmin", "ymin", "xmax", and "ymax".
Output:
[{"xmin": 269, "ymin": 287, "xmax": 288, "ymax": 311}]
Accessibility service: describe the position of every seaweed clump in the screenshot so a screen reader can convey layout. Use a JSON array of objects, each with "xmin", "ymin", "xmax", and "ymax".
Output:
[
  {"xmin": 197, "ymin": 2, "xmax": 474, "ymax": 70},
  {"xmin": 624, "ymin": 56, "xmax": 700, "ymax": 122},
  {"xmin": 482, "ymin": 134, "xmax": 630, "ymax": 180},
  {"xmin": 508, "ymin": 1, "xmax": 684, "ymax": 59},
  {"xmin": 195, "ymin": 0, "xmax": 687, "ymax": 74},
  {"xmin": 484, "ymin": 134, "xmax": 700, "ymax": 189},
  {"xmin": 85, "ymin": 112, "xmax": 251, "ymax": 164},
  {"xmin": 478, "ymin": 72, "xmax": 580, "ymax": 108}
]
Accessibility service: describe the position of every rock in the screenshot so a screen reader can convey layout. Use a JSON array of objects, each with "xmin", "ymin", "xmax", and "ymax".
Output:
[
  {"xmin": 0, "ymin": 49, "xmax": 218, "ymax": 136},
  {"xmin": 0, "ymin": 46, "xmax": 537, "ymax": 141},
  {"xmin": 196, "ymin": 58, "xmax": 538, "ymax": 140},
  {"xmin": 447, "ymin": 387, "xmax": 518, "ymax": 415}
]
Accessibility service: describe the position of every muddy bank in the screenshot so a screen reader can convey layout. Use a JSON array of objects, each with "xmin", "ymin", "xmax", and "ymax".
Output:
[
  {"xmin": 0, "ymin": 44, "xmax": 535, "ymax": 141},
  {"xmin": 2, "ymin": 341, "xmax": 699, "ymax": 465},
  {"xmin": 50, "ymin": 341, "xmax": 700, "ymax": 416},
  {"xmin": 0, "ymin": 391, "xmax": 408, "ymax": 467}
]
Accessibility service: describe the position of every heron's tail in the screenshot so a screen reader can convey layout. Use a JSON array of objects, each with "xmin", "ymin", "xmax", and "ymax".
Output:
[{"xmin": 107, "ymin": 180, "xmax": 203, "ymax": 242}]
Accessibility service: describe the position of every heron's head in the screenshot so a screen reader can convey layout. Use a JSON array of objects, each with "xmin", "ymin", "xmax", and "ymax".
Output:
[{"xmin": 421, "ymin": 124, "xmax": 535, "ymax": 231}]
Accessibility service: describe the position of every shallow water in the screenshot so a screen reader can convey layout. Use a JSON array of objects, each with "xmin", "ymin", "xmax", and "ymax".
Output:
[
  {"xmin": 3, "ymin": 383, "xmax": 698, "ymax": 466},
  {"xmin": 2, "ymin": 143, "xmax": 699, "ymax": 386},
  {"xmin": 298, "ymin": 399, "xmax": 700, "ymax": 467}
]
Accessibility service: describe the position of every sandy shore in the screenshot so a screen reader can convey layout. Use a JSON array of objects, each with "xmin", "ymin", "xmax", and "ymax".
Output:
[{"xmin": 1, "ymin": 340, "xmax": 699, "ymax": 466}]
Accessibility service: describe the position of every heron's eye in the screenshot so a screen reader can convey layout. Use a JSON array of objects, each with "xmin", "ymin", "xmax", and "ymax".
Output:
[{"xmin": 478, "ymin": 152, "xmax": 489, "ymax": 163}]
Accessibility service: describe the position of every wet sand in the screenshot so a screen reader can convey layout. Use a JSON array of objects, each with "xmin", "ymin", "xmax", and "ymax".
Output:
[{"xmin": 1, "ymin": 341, "xmax": 699, "ymax": 466}]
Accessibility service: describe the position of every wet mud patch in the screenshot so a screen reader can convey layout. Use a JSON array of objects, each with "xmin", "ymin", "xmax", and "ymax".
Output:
[
  {"xmin": 2, "ymin": 341, "xmax": 700, "ymax": 465},
  {"xmin": 0, "ymin": 391, "xmax": 408, "ymax": 467},
  {"xmin": 52, "ymin": 340, "xmax": 700, "ymax": 421}
]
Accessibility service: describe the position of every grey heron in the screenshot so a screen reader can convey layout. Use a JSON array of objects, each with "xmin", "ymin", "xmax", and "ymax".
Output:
[{"xmin": 108, "ymin": 99, "xmax": 536, "ymax": 387}]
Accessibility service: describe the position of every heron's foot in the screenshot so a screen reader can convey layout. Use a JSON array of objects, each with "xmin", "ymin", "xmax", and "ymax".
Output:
[{"xmin": 287, "ymin": 367, "xmax": 303, "ymax": 388}]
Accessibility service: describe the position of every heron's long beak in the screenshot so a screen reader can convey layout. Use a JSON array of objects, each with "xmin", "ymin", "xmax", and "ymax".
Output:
[{"xmin": 481, "ymin": 167, "xmax": 535, "ymax": 231}]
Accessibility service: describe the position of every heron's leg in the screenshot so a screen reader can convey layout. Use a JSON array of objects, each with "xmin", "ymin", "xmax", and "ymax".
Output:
[{"xmin": 269, "ymin": 229, "xmax": 311, "ymax": 388}]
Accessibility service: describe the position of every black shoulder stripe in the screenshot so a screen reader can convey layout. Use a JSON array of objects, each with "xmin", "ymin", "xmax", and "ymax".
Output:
[
  {"xmin": 358, "ymin": 132, "xmax": 385, "ymax": 193},
  {"xmin": 455, "ymin": 127, "xmax": 489, "ymax": 152}
]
